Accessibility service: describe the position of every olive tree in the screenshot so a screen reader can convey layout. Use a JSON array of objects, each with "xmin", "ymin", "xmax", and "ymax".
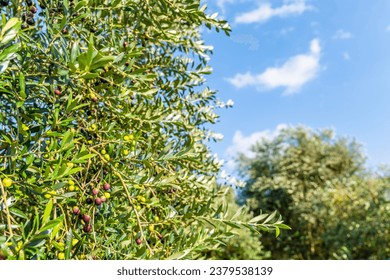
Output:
[
  {"xmin": 0, "ymin": 0, "xmax": 286, "ymax": 260},
  {"xmin": 238, "ymin": 126, "xmax": 390, "ymax": 259}
]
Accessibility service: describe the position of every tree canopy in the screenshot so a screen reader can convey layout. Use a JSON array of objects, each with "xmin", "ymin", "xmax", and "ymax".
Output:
[
  {"xmin": 238, "ymin": 126, "xmax": 390, "ymax": 259},
  {"xmin": 0, "ymin": 0, "xmax": 287, "ymax": 260}
]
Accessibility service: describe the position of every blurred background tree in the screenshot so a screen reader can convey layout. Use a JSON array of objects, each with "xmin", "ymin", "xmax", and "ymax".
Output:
[{"xmin": 237, "ymin": 126, "xmax": 390, "ymax": 259}]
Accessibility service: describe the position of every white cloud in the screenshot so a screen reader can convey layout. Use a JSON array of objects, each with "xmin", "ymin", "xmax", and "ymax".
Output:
[
  {"xmin": 226, "ymin": 124, "xmax": 288, "ymax": 158},
  {"xmin": 343, "ymin": 52, "xmax": 350, "ymax": 60},
  {"xmin": 227, "ymin": 72, "xmax": 257, "ymax": 88},
  {"xmin": 235, "ymin": 0, "xmax": 312, "ymax": 24},
  {"xmin": 227, "ymin": 39, "xmax": 321, "ymax": 94},
  {"xmin": 223, "ymin": 125, "xmax": 288, "ymax": 173},
  {"xmin": 333, "ymin": 29, "xmax": 353, "ymax": 40},
  {"xmin": 216, "ymin": 0, "xmax": 235, "ymax": 14}
]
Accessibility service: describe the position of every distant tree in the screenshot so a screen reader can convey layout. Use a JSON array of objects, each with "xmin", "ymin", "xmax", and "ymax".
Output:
[{"xmin": 238, "ymin": 126, "xmax": 390, "ymax": 259}]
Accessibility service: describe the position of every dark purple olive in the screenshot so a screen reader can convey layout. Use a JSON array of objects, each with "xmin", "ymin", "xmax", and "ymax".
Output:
[
  {"xmin": 86, "ymin": 197, "xmax": 93, "ymax": 204},
  {"xmin": 26, "ymin": 17, "xmax": 35, "ymax": 26},
  {"xmin": 0, "ymin": 0, "xmax": 9, "ymax": 7},
  {"xmin": 83, "ymin": 224, "xmax": 92, "ymax": 233}
]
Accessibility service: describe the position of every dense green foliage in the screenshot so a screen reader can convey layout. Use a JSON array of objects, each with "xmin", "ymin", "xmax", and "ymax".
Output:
[
  {"xmin": 0, "ymin": 0, "xmax": 287, "ymax": 260},
  {"xmin": 238, "ymin": 126, "xmax": 390, "ymax": 259}
]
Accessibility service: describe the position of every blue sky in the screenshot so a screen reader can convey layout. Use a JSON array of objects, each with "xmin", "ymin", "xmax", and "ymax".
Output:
[{"xmin": 201, "ymin": 0, "xmax": 390, "ymax": 174}]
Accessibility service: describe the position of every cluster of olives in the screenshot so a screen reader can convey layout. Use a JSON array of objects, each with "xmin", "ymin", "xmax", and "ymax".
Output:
[
  {"xmin": 21, "ymin": 0, "xmax": 39, "ymax": 29},
  {"xmin": 72, "ymin": 182, "xmax": 111, "ymax": 233},
  {"xmin": 0, "ymin": 0, "xmax": 9, "ymax": 7}
]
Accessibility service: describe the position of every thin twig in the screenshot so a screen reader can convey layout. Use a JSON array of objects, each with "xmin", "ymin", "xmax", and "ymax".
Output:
[
  {"xmin": 116, "ymin": 171, "xmax": 153, "ymax": 254},
  {"xmin": 0, "ymin": 179, "xmax": 13, "ymax": 237}
]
